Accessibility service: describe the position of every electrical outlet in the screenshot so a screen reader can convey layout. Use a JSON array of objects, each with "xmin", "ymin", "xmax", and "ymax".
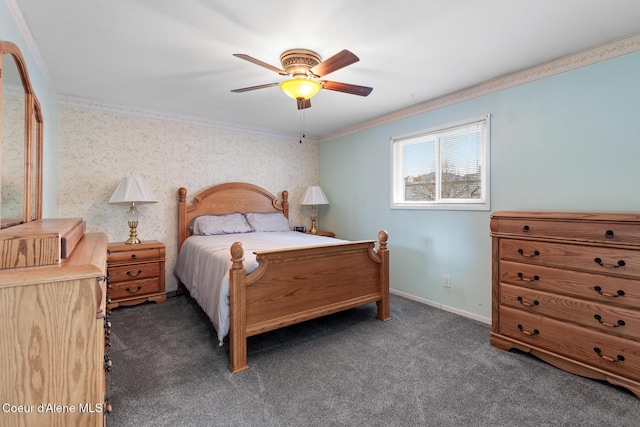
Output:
[{"xmin": 443, "ymin": 275, "xmax": 451, "ymax": 288}]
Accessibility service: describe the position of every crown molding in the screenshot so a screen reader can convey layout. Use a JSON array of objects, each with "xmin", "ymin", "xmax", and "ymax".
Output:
[{"xmin": 319, "ymin": 32, "xmax": 640, "ymax": 142}]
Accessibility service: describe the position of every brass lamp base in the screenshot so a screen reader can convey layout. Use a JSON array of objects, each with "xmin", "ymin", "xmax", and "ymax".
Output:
[
  {"xmin": 310, "ymin": 216, "xmax": 318, "ymax": 234},
  {"xmin": 125, "ymin": 220, "xmax": 141, "ymax": 244}
]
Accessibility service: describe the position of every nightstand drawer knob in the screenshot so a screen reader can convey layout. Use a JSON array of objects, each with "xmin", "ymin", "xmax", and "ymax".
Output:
[
  {"xmin": 126, "ymin": 286, "xmax": 142, "ymax": 294},
  {"xmin": 126, "ymin": 270, "xmax": 143, "ymax": 277},
  {"xmin": 131, "ymin": 254, "xmax": 137, "ymax": 259}
]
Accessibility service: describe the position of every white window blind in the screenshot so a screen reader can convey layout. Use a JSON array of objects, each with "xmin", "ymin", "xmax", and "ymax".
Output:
[{"xmin": 391, "ymin": 115, "xmax": 490, "ymax": 210}]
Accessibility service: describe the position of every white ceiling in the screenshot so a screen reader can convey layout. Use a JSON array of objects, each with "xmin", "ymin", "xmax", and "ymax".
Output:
[{"xmin": 11, "ymin": 0, "xmax": 640, "ymax": 139}]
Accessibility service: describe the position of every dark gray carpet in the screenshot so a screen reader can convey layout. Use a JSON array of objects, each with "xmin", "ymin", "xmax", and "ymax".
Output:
[{"xmin": 106, "ymin": 294, "xmax": 639, "ymax": 426}]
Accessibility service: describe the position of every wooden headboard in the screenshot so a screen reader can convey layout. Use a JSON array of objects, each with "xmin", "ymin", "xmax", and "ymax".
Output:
[{"xmin": 177, "ymin": 182, "xmax": 289, "ymax": 250}]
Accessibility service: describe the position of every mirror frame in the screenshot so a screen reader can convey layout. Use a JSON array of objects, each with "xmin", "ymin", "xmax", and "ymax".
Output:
[{"xmin": 1, "ymin": 41, "xmax": 43, "ymax": 228}]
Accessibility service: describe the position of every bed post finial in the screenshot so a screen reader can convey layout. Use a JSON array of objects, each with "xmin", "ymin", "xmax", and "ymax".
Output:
[
  {"xmin": 281, "ymin": 190, "xmax": 289, "ymax": 218},
  {"xmin": 230, "ymin": 242, "xmax": 245, "ymax": 267},
  {"xmin": 378, "ymin": 230, "xmax": 388, "ymax": 251},
  {"xmin": 178, "ymin": 187, "xmax": 188, "ymax": 250}
]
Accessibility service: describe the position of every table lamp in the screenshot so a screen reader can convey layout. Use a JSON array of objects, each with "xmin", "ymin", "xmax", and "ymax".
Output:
[
  {"xmin": 108, "ymin": 177, "xmax": 158, "ymax": 244},
  {"xmin": 300, "ymin": 186, "xmax": 329, "ymax": 234}
]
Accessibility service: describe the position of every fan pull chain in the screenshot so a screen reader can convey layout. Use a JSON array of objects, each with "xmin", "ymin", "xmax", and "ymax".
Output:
[{"xmin": 299, "ymin": 110, "xmax": 306, "ymax": 143}]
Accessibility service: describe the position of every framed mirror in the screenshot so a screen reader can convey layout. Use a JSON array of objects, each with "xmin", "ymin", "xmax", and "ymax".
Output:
[{"xmin": 0, "ymin": 41, "xmax": 43, "ymax": 228}]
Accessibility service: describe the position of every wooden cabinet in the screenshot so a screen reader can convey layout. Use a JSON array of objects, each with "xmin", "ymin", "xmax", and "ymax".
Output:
[
  {"xmin": 0, "ymin": 232, "xmax": 110, "ymax": 426},
  {"xmin": 490, "ymin": 211, "xmax": 640, "ymax": 399},
  {"xmin": 107, "ymin": 240, "xmax": 166, "ymax": 309}
]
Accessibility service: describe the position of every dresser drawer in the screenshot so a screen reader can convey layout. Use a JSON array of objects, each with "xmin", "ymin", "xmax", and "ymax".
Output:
[
  {"xmin": 491, "ymin": 214, "xmax": 640, "ymax": 246},
  {"xmin": 108, "ymin": 247, "xmax": 163, "ymax": 264},
  {"xmin": 500, "ymin": 283, "xmax": 640, "ymax": 341},
  {"xmin": 108, "ymin": 262, "xmax": 160, "ymax": 283},
  {"xmin": 499, "ymin": 238, "xmax": 640, "ymax": 278},
  {"xmin": 499, "ymin": 306, "xmax": 640, "ymax": 381},
  {"xmin": 499, "ymin": 260, "xmax": 640, "ymax": 309},
  {"xmin": 108, "ymin": 277, "xmax": 161, "ymax": 300}
]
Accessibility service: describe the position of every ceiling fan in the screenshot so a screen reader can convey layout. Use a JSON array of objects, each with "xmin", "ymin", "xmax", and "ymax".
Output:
[{"xmin": 231, "ymin": 49, "xmax": 373, "ymax": 110}]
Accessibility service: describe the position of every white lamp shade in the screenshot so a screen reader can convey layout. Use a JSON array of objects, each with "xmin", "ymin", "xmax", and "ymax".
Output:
[
  {"xmin": 108, "ymin": 177, "xmax": 158, "ymax": 204},
  {"xmin": 301, "ymin": 186, "xmax": 329, "ymax": 205}
]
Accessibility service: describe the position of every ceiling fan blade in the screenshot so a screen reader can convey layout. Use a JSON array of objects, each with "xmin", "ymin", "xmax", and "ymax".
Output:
[
  {"xmin": 309, "ymin": 50, "xmax": 359, "ymax": 77},
  {"xmin": 231, "ymin": 82, "xmax": 280, "ymax": 93},
  {"xmin": 233, "ymin": 54, "xmax": 287, "ymax": 75},
  {"xmin": 297, "ymin": 98, "xmax": 311, "ymax": 110},
  {"xmin": 322, "ymin": 81, "xmax": 373, "ymax": 97}
]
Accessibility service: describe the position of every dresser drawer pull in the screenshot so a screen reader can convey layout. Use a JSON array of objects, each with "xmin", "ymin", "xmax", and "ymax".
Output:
[
  {"xmin": 594, "ymin": 258, "xmax": 625, "ymax": 268},
  {"xmin": 593, "ymin": 314, "xmax": 625, "ymax": 328},
  {"xmin": 517, "ymin": 272, "xmax": 539, "ymax": 282},
  {"xmin": 605, "ymin": 230, "xmax": 615, "ymax": 239},
  {"xmin": 126, "ymin": 270, "xmax": 143, "ymax": 277},
  {"xmin": 517, "ymin": 324, "xmax": 539, "ymax": 336},
  {"xmin": 126, "ymin": 286, "xmax": 142, "ymax": 294},
  {"xmin": 517, "ymin": 249, "xmax": 540, "ymax": 258},
  {"xmin": 593, "ymin": 347, "xmax": 625, "ymax": 363},
  {"xmin": 593, "ymin": 286, "xmax": 625, "ymax": 298},
  {"xmin": 131, "ymin": 254, "xmax": 137, "ymax": 259},
  {"xmin": 517, "ymin": 296, "xmax": 539, "ymax": 307},
  {"xmin": 523, "ymin": 225, "xmax": 530, "ymax": 232}
]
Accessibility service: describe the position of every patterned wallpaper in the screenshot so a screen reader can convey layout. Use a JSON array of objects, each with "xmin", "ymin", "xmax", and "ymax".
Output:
[{"xmin": 58, "ymin": 106, "xmax": 319, "ymax": 291}]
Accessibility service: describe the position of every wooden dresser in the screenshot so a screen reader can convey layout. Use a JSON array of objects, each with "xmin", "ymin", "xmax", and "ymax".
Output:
[
  {"xmin": 0, "ymin": 232, "xmax": 111, "ymax": 426},
  {"xmin": 490, "ymin": 211, "xmax": 640, "ymax": 399}
]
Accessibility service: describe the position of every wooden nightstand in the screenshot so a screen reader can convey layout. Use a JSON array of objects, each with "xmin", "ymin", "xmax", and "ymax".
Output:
[
  {"xmin": 306, "ymin": 230, "xmax": 335, "ymax": 238},
  {"xmin": 107, "ymin": 240, "xmax": 166, "ymax": 309}
]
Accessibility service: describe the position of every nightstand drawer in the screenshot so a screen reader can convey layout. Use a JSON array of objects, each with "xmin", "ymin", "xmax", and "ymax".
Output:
[
  {"xmin": 108, "ymin": 263, "xmax": 160, "ymax": 283},
  {"xmin": 108, "ymin": 278, "xmax": 161, "ymax": 300},
  {"xmin": 108, "ymin": 247, "xmax": 163, "ymax": 264}
]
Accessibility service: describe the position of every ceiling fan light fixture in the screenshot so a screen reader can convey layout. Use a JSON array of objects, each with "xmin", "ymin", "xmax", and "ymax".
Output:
[{"xmin": 280, "ymin": 78, "xmax": 322, "ymax": 100}]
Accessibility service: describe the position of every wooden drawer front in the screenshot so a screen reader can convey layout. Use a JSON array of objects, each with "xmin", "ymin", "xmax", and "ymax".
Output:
[
  {"xmin": 499, "ymin": 306, "xmax": 640, "ymax": 381},
  {"xmin": 499, "ymin": 239, "xmax": 640, "ymax": 278},
  {"xmin": 500, "ymin": 283, "xmax": 640, "ymax": 341},
  {"xmin": 492, "ymin": 218, "xmax": 640, "ymax": 245},
  {"xmin": 108, "ymin": 248, "xmax": 162, "ymax": 264},
  {"xmin": 109, "ymin": 277, "xmax": 161, "ymax": 300},
  {"xmin": 108, "ymin": 262, "xmax": 160, "ymax": 283},
  {"xmin": 499, "ymin": 260, "xmax": 640, "ymax": 309}
]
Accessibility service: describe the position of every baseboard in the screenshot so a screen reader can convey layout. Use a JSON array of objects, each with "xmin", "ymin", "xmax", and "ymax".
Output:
[{"xmin": 390, "ymin": 289, "xmax": 491, "ymax": 325}]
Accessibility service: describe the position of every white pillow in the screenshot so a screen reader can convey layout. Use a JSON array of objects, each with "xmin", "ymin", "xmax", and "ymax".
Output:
[
  {"xmin": 192, "ymin": 213, "xmax": 252, "ymax": 235},
  {"xmin": 244, "ymin": 212, "xmax": 290, "ymax": 232}
]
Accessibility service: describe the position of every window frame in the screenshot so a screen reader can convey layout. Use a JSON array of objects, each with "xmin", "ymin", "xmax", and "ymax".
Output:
[{"xmin": 390, "ymin": 114, "xmax": 491, "ymax": 211}]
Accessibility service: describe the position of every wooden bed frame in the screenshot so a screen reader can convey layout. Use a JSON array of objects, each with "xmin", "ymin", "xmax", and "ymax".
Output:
[{"xmin": 177, "ymin": 182, "xmax": 390, "ymax": 373}]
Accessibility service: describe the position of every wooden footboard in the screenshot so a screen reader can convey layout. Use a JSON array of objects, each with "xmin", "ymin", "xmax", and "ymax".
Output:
[{"xmin": 228, "ymin": 230, "xmax": 390, "ymax": 373}]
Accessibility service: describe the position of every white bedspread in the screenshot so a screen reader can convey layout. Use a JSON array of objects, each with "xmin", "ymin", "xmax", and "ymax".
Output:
[{"xmin": 174, "ymin": 231, "xmax": 346, "ymax": 343}]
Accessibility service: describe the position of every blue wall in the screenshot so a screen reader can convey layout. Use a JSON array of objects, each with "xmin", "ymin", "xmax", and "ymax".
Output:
[
  {"xmin": 319, "ymin": 52, "xmax": 640, "ymax": 321},
  {"xmin": 2, "ymin": 0, "xmax": 60, "ymax": 217}
]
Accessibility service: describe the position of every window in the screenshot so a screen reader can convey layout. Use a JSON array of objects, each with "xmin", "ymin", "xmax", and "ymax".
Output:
[{"xmin": 391, "ymin": 115, "xmax": 490, "ymax": 210}]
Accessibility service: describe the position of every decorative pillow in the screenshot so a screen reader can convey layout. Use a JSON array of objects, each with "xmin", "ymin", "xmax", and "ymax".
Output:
[
  {"xmin": 191, "ymin": 213, "xmax": 253, "ymax": 235},
  {"xmin": 244, "ymin": 212, "xmax": 290, "ymax": 232}
]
